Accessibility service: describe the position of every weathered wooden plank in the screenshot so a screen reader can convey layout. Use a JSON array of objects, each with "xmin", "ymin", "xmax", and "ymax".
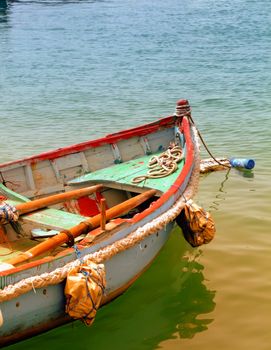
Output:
[
  {"xmin": 84, "ymin": 145, "xmax": 115, "ymax": 171},
  {"xmin": 24, "ymin": 165, "xmax": 36, "ymax": 191},
  {"xmin": 22, "ymin": 184, "xmax": 65, "ymax": 199},
  {"xmin": 0, "ymin": 183, "xmax": 29, "ymax": 203},
  {"xmin": 111, "ymin": 143, "xmax": 122, "ymax": 163},
  {"xmin": 139, "ymin": 136, "xmax": 152, "ymax": 155},
  {"xmin": 147, "ymin": 128, "xmax": 174, "ymax": 153},
  {"xmin": 21, "ymin": 208, "xmax": 86, "ymax": 231},
  {"xmin": 0, "ymin": 167, "xmax": 28, "ymax": 194},
  {"xmin": 117, "ymin": 137, "xmax": 145, "ymax": 162},
  {"xmin": 31, "ymin": 160, "xmax": 59, "ymax": 192},
  {"xmin": 68, "ymin": 153, "xmax": 185, "ymax": 194}
]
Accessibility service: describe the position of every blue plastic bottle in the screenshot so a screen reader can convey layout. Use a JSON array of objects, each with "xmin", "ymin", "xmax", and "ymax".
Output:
[{"xmin": 229, "ymin": 158, "xmax": 255, "ymax": 170}]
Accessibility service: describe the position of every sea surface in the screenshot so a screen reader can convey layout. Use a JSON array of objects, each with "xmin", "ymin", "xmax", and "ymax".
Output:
[{"xmin": 0, "ymin": 0, "xmax": 271, "ymax": 349}]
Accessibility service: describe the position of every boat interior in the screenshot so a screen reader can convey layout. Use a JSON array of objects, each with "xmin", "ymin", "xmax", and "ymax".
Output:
[{"xmin": 0, "ymin": 123, "xmax": 186, "ymax": 265}]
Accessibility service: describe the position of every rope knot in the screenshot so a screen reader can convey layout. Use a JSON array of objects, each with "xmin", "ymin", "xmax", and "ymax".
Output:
[
  {"xmin": 132, "ymin": 143, "xmax": 183, "ymax": 184},
  {"xmin": 0, "ymin": 202, "xmax": 19, "ymax": 225},
  {"xmin": 175, "ymin": 99, "xmax": 191, "ymax": 117}
]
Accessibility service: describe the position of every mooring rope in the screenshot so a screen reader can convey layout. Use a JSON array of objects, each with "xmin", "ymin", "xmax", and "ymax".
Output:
[
  {"xmin": 187, "ymin": 114, "xmax": 231, "ymax": 169},
  {"xmin": 0, "ymin": 126, "xmax": 200, "ymax": 303},
  {"xmin": 132, "ymin": 144, "xmax": 183, "ymax": 184}
]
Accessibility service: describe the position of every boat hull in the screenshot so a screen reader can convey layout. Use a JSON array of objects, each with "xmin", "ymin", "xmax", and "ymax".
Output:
[
  {"xmin": 0, "ymin": 222, "xmax": 173, "ymax": 346},
  {"xmin": 0, "ymin": 100, "xmax": 200, "ymax": 345}
]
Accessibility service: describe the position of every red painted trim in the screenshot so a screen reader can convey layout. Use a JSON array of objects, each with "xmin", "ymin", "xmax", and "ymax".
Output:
[
  {"xmin": 0, "ymin": 256, "xmax": 54, "ymax": 277},
  {"xmin": 132, "ymin": 116, "xmax": 194, "ymax": 223},
  {"xmin": 0, "ymin": 116, "xmax": 175, "ymax": 169}
]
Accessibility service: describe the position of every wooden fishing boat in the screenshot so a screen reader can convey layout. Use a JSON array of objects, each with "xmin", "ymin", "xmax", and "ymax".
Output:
[{"xmin": 0, "ymin": 99, "xmax": 201, "ymax": 345}]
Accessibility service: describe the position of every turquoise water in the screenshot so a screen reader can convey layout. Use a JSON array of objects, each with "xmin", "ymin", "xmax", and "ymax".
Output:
[{"xmin": 1, "ymin": 0, "xmax": 271, "ymax": 349}]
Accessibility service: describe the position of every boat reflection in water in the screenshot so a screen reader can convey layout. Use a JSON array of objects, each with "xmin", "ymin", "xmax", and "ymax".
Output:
[{"xmin": 21, "ymin": 232, "xmax": 215, "ymax": 349}]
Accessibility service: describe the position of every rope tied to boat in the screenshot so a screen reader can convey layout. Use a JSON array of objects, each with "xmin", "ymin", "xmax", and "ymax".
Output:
[
  {"xmin": 0, "ymin": 202, "xmax": 19, "ymax": 225},
  {"xmin": 132, "ymin": 143, "xmax": 183, "ymax": 184},
  {"xmin": 0, "ymin": 125, "xmax": 202, "ymax": 314}
]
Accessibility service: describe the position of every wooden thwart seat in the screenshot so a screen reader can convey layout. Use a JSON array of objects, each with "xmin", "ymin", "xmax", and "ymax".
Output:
[
  {"xmin": 22, "ymin": 208, "xmax": 87, "ymax": 231},
  {"xmin": 68, "ymin": 153, "xmax": 185, "ymax": 194},
  {"xmin": 3, "ymin": 184, "xmax": 104, "ymax": 232}
]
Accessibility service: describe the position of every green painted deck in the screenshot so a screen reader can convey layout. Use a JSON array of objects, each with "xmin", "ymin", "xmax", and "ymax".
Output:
[
  {"xmin": 22, "ymin": 208, "xmax": 85, "ymax": 229},
  {"xmin": 0, "ymin": 202, "xmax": 86, "ymax": 263},
  {"xmin": 0, "ymin": 208, "xmax": 86, "ymax": 264},
  {"xmin": 0, "ymin": 185, "xmax": 87, "ymax": 264},
  {"xmin": 0, "ymin": 206, "xmax": 86, "ymax": 264},
  {"xmin": 5, "ymin": 196, "xmax": 85, "ymax": 230},
  {"xmin": 0, "ymin": 183, "xmax": 29, "ymax": 203},
  {"xmin": 1, "ymin": 173, "xmax": 87, "ymax": 232},
  {"xmin": 69, "ymin": 153, "xmax": 185, "ymax": 193}
]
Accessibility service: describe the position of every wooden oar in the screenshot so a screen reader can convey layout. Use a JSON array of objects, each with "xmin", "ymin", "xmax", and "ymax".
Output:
[
  {"xmin": 7, "ymin": 189, "xmax": 157, "ymax": 266},
  {"xmin": 15, "ymin": 185, "xmax": 103, "ymax": 215}
]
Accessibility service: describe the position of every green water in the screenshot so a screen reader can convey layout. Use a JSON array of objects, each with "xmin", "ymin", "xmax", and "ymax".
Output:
[{"xmin": 1, "ymin": 0, "xmax": 271, "ymax": 348}]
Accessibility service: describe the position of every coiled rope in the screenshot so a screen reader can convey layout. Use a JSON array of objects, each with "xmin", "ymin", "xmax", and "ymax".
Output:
[
  {"xmin": 0, "ymin": 125, "xmax": 200, "ymax": 303},
  {"xmin": 132, "ymin": 144, "xmax": 183, "ymax": 184}
]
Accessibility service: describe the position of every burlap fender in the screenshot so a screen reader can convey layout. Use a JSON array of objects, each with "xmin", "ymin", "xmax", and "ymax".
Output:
[{"xmin": 176, "ymin": 199, "xmax": 216, "ymax": 247}]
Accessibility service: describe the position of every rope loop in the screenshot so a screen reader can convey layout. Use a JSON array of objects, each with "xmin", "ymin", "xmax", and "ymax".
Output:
[{"xmin": 132, "ymin": 143, "xmax": 183, "ymax": 184}]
